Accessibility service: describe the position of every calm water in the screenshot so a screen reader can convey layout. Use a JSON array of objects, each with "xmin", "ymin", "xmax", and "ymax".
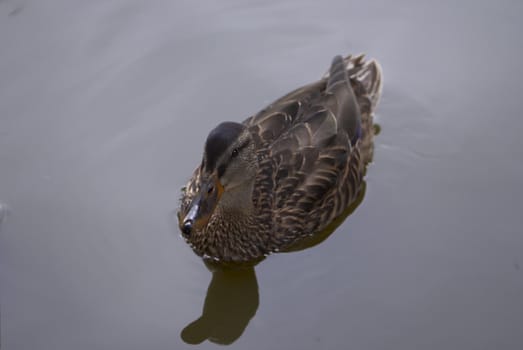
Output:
[{"xmin": 1, "ymin": 1, "xmax": 523, "ymax": 349}]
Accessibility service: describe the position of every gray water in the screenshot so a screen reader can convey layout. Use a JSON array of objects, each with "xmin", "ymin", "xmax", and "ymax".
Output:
[{"xmin": 1, "ymin": 0, "xmax": 523, "ymax": 349}]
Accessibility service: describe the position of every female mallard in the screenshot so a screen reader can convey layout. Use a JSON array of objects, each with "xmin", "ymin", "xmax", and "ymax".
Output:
[{"xmin": 178, "ymin": 54, "xmax": 382, "ymax": 263}]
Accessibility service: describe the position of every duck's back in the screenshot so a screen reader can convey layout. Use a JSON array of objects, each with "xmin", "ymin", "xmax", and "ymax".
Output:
[{"xmin": 245, "ymin": 54, "xmax": 382, "ymax": 249}]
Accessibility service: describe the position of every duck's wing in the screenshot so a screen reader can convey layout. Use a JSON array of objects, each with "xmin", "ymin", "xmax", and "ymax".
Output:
[{"xmin": 249, "ymin": 55, "xmax": 381, "ymax": 249}]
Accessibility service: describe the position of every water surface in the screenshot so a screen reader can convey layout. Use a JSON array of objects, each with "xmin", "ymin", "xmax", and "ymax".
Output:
[{"xmin": 1, "ymin": 0, "xmax": 523, "ymax": 349}]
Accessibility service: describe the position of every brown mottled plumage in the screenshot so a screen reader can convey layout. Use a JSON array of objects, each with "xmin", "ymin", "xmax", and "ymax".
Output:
[{"xmin": 178, "ymin": 54, "xmax": 382, "ymax": 263}]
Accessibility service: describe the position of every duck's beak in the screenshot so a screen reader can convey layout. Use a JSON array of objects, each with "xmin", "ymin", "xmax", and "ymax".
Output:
[{"xmin": 180, "ymin": 174, "xmax": 224, "ymax": 237}]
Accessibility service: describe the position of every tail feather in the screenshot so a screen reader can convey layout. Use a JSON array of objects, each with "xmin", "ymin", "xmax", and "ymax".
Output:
[
  {"xmin": 324, "ymin": 54, "xmax": 383, "ymax": 167},
  {"xmin": 323, "ymin": 54, "xmax": 383, "ymax": 110},
  {"xmin": 351, "ymin": 58, "xmax": 382, "ymax": 110},
  {"xmin": 347, "ymin": 55, "xmax": 382, "ymax": 167}
]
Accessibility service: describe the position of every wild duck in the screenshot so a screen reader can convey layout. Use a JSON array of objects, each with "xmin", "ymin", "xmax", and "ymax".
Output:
[{"xmin": 178, "ymin": 54, "xmax": 382, "ymax": 263}]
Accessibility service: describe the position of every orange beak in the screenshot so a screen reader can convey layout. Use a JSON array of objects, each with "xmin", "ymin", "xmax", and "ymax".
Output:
[{"xmin": 180, "ymin": 173, "xmax": 224, "ymax": 237}]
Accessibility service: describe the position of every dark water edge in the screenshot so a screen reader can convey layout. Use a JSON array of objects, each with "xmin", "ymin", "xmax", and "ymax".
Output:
[{"xmin": 1, "ymin": 0, "xmax": 523, "ymax": 349}]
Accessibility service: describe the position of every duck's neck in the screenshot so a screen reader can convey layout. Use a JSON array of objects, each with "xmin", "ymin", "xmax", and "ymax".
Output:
[{"xmin": 198, "ymin": 180, "xmax": 269, "ymax": 262}]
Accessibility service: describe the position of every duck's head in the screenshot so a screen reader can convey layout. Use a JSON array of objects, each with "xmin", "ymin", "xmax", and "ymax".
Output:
[{"xmin": 179, "ymin": 121, "xmax": 257, "ymax": 237}]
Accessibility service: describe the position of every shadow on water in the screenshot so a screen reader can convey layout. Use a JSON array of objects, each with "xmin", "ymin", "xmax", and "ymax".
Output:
[{"xmin": 180, "ymin": 181, "xmax": 367, "ymax": 345}]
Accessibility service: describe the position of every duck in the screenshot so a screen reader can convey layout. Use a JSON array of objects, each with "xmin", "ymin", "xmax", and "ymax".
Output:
[{"xmin": 178, "ymin": 54, "xmax": 382, "ymax": 263}]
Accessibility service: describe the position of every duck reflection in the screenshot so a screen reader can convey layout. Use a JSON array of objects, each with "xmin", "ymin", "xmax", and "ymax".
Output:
[
  {"xmin": 181, "ymin": 265, "xmax": 259, "ymax": 345},
  {"xmin": 180, "ymin": 182, "xmax": 366, "ymax": 345}
]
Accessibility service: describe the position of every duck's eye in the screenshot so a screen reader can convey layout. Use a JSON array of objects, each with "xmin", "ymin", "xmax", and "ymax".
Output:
[{"xmin": 231, "ymin": 148, "xmax": 239, "ymax": 158}]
